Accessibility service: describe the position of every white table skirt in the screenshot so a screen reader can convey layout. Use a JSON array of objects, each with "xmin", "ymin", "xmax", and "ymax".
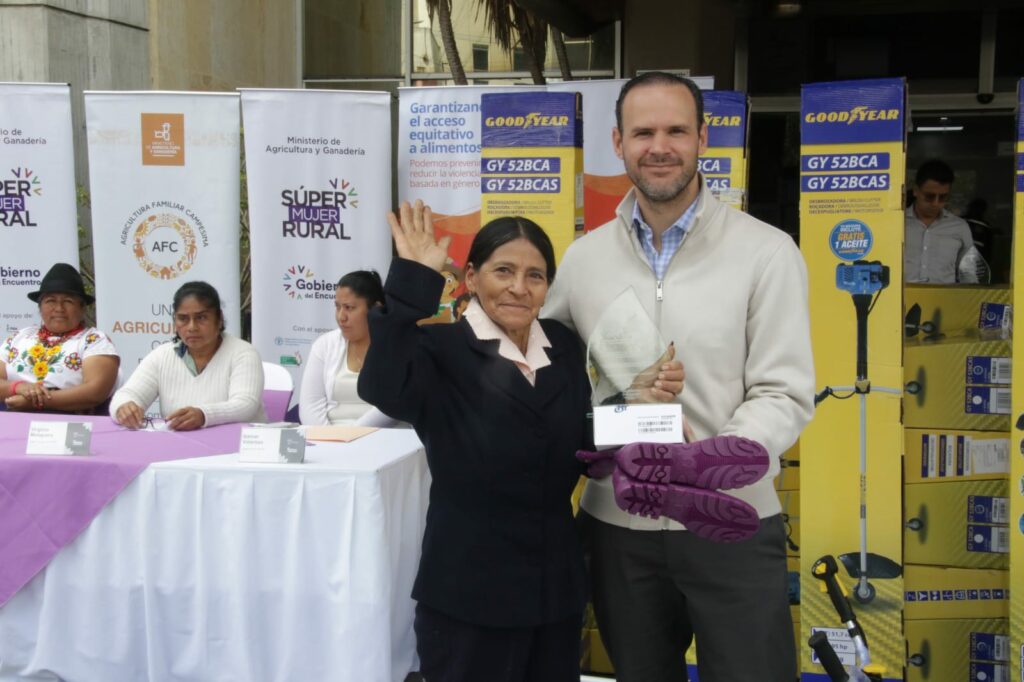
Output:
[{"xmin": 0, "ymin": 429, "xmax": 429, "ymax": 682}]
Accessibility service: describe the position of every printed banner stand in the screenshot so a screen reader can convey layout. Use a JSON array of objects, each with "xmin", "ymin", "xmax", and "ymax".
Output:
[
  {"xmin": 86, "ymin": 92, "xmax": 242, "ymax": 380},
  {"xmin": 0, "ymin": 83, "xmax": 79, "ymax": 337},
  {"xmin": 1010, "ymin": 77, "xmax": 1024, "ymax": 682},
  {"xmin": 398, "ymin": 85, "xmax": 534, "ymax": 305},
  {"xmin": 701, "ymin": 91, "xmax": 750, "ymax": 211},
  {"xmin": 242, "ymin": 89, "xmax": 392, "ymax": 401},
  {"xmin": 798, "ymin": 78, "xmax": 907, "ymax": 682}
]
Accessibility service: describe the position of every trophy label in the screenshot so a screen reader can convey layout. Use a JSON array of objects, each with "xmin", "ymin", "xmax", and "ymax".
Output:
[{"xmin": 593, "ymin": 404, "xmax": 683, "ymax": 448}]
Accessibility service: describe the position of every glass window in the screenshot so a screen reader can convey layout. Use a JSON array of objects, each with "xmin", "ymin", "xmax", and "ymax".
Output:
[{"xmin": 472, "ymin": 44, "xmax": 489, "ymax": 71}]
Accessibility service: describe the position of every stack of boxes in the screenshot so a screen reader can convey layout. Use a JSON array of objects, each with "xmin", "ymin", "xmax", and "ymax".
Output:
[{"xmin": 902, "ymin": 285, "xmax": 1012, "ymax": 681}]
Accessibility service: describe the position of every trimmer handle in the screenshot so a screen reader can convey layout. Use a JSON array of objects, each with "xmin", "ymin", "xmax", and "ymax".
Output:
[
  {"xmin": 809, "ymin": 631, "xmax": 850, "ymax": 681},
  {"xmin": 812, "ymin": 555, "xmax": 856, "ymax": 624}
]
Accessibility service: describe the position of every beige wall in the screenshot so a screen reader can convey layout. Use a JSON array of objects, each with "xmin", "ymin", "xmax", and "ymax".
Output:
[{"xmin": 149, "ymin": 0, "xmax": 300, "ymax": 90}]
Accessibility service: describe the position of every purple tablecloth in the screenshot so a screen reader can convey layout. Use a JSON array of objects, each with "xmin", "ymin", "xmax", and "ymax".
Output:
[{"xmin": 0, "ymin": 413, "xmax": 243, "ymax": 606}]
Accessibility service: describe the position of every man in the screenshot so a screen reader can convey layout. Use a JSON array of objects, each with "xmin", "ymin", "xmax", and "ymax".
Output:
[
  {"xmin": 904, "ymin": 159, "xmax": 979, "ymax": 283},
  {"xmin": 544, "ymin": 72, "xmax": 814, "ymax": 681}
]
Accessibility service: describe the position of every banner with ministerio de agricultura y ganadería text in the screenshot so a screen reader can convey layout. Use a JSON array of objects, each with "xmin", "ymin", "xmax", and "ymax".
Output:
[
  {"xmin": 242, "ymin": 89, "xmax": 393, "ymax": 400},
  {"xmin": 0, "ymin": 83, "xmax": 79, "ymax": 336}
]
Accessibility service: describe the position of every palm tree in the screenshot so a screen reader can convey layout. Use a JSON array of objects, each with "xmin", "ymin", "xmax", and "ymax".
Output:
[
  {"xmin": 424, "ymin": 0, "xmax": 468, "ymax": 85},
  {"xmin": 478, "ymin": 0, "xmax": 549, "ymax": 85}
]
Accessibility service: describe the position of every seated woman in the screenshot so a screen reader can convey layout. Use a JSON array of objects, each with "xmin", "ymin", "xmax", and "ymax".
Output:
[
  {"xmin": 1, "ymin": 263, "xmax": 119, "ymax": 414},
  {"xmin": 110, "ymin": 281, "xmax": 265, "ymax": 430},
  {"xmin": 358, "ymin": 201, "xmax": 592, "ymax": 682},
  {"xmin": 299, "ymin": 270, "xmax": 386, "ymax": 426}
]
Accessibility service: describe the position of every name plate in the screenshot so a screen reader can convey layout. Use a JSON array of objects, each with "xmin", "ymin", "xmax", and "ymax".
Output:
[
  {"xmin": 239, "ymin": 427, "xmax": 306, "ymax": 463},
  {"xmin": 593, "ymin": 404, "xmax": 683, "ymax": 448},
  {"xmin": 27, "ymin": 421, "xmax": 93, "ymax": 456}
]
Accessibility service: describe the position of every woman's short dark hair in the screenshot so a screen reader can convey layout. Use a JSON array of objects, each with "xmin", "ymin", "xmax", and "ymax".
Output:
[
  {"xmin": 466, "ymin": 217, "xmax": 557, "ymax": 283},
  {"xmin": 336, "ymin": 270, "xmax": 385, "ymax": 306},
  {"xmin": 172, "ymin": 280, "xmax": 225, "ymax": 331}
]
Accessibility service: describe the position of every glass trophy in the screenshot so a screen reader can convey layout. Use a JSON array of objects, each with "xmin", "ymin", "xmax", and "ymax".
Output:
[{"xmin": 587, "ymin": 288, "xmax": 683, "ymax": 448}]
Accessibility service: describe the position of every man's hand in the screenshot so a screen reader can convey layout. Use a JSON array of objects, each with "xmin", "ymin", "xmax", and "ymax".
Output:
[
  {"xmin": 166, "ymin": 406, "xmax": 206, "ymax": 431},
  {"xmin": 626, "ymin": 343, "xmax": 684, "ymax": 403}
]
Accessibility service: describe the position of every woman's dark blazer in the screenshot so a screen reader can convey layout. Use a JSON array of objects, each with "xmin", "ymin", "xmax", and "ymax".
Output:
[{"xmin": 358, "ymin": 258, "xmax": 591, "ymax": 629}]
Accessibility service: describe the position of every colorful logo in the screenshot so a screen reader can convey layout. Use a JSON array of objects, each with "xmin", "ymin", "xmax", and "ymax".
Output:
[
  {"xmin": 0, "ymin": 167, "xmax": 41, "ymax": 227},
  {"xmin": 803, "ymin": 106, "xmax": 900, "ymax": 125},
  {"xmin": 279, "ymin": 178, "xmax": 357, "ymax": 240},
  {"xmin": 483, "ymin": 113, "xmax": 570, "ymax": 128},
  {"xmin": 141, "ymin": 113, "xmax": 185, "ymax": 166},
  {"xmin": 132, "ymin": 212, "xmax": 199, "ymax": 279},
  {"xmin": 829, "ymin": 219, "xmax": 873, "ymax": 261},
  {"xmin": 282, "ymin": 265, "xmax": 335, "ymax": 300}
]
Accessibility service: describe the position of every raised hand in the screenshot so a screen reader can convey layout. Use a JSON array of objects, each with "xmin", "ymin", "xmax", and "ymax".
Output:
[{"xmin": 386, "ymin": 199, "xmax": 452, "ymax": 273}]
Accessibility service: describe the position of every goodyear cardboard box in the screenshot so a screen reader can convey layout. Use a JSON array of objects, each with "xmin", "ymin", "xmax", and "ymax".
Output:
[
  {"xmin": 905, "ymin": 618, "xmax": 1008, "ymax": 682},
  {"xmin": 903, "ymin": 565, "xmax": 1009, "ymax": 620},
  {"xmin": 903, "ymin": 334, "xmax": 1011, "ymax": 431},
  {"xmin": 905, "ymin": 284, "xmax": 1012, "ymax": 338},
  {"xmin": 480, "ymin": 92, "xmax": 583, "ymax": 264},
  {"xmin": 904, "ymin": 428, "xmax": 1010, "ymax": 483},
  {"xmin": 904, "ymin": 480, "xmax": 1010, "ymax": 569}
]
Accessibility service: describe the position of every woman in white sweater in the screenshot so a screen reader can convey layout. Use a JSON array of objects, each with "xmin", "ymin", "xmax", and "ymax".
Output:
[
  {"xmin": 299, "ymin": 270, "xmax": 384, "ymax": 425},
  {"xmin": 111, "ymin": 281, "xmax": 265, "ymax": 430}
]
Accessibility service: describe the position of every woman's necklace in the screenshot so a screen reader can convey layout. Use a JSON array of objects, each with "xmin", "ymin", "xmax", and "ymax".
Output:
[{"xmin": 38, "ymin": 324, "xmax": 84, "ymax": 348}]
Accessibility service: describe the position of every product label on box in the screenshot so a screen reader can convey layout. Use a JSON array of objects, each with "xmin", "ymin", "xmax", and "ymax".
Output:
[
  {"xmin": 972, "ymin": 439, "xmax": 1010, "ymax": 474},
  {"xmin": 809, "ymin": 627, "xmax": 855, "ymax": 667},
  {"xmin": 969, "ymin": 662, "xmax": 1008, "ymax": 682},
  {"xmin": 919, "ymin": 434, "xmax": 1008, "ymax": 478},
  {"xmin": 968, "ymin": 495, "xmax": 1010, "ymax": 524},
  {"xmin": 967, "ymin": 524, "xmax": 1010, "ymax": 553},
  {"xmin": 905, "ymin": 588, "xmax": 1010, "ymax": 603},
  {"xmin": 965, "ymin": 386, "xmax": 1011, "ymax": 414},
  {"xmin": 966, "ymin": 356, "xmax": 1012, "ymax": 385},
  {"xmin": 971, "ymin": 632, "xmax": 1010, "ymax": 662},
  {"xmin": 978, "ymin": 302, "xmax": 1012, "ymax": 333}
]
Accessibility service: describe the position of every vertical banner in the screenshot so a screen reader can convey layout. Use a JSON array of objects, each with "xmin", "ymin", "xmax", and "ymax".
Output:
[
  {"xmin": 480, "ymin": 91, "xmax": 583, "ymax": 264},
  {"xmin": 0, "ymin": 83, "xmax": 79, "ymax": 335},
  {"xmin": 548, "ymin": 79, "xmax": 628, "ymax": 232},
  {"xmin": 701, "ymin": 91, "xmax": 750, "ymax": 211},
  {"xmin": 87, "ymin": 92, "xmax": 241, "ymax": 374},
  {"xmin": 243, "ymin": 89, "xmax": 392, "ymax": 395},
  {"xmin": 798, "ymin": 78, "xmax": 906, "ymax": 682},
  {"xmin": 1010, "ymin": 78, "xmax": 1024, "ymax": 682},
  {"xmin": 398, "ymin": 85, "xmax": 531, "ymax": 272}
]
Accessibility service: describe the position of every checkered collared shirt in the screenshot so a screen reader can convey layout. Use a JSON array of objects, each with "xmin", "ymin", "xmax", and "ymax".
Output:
[{"xmin": 631, "ymin": 198, "xmax": 698, "ymax": 280}]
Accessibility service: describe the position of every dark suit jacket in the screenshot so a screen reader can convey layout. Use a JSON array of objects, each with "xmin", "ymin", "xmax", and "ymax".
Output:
[{"xmin": 358, "ymin": 258, "xmax": 591, "ymax": 628}]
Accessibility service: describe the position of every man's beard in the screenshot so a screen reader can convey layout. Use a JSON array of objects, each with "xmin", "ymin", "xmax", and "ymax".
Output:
[{"xmin": 629, "ymin": 157, "xmax": 696, "ymax": 203}]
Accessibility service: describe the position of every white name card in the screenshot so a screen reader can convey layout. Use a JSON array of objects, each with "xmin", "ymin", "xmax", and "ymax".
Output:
[
  {"xmin": 239, "ymin": 427, "xmax": 306, "ymax": 463},
  {"xmin": 27, "ymin": 421, "xmax": 93, "ymax": 456},
  {"xmin": 593, "ymin": 403, "xmax": 683, "ymax": 448}
]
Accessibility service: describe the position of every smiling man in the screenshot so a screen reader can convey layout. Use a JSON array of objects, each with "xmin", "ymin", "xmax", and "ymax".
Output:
[
  {"xmin": 904, "ymin": 159, "xmax": 979, "ymax": 284},
  {"xmin": 544, "ymin": 72, "xmax": 815, "ymax": 682}
]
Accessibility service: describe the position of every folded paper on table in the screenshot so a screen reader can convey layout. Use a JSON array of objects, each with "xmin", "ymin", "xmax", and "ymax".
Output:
[{"xmin": 304, "ymin": 425, "xmax": 379, "ymax": 443}]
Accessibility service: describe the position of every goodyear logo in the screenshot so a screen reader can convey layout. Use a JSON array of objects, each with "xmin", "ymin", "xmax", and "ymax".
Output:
[
  {"xmin": 804, "ymin": 106, "xmax": 900, "ymax": 125},
  {"xmin": 484, "ymin": 113, "xmax": 569, "ymax": 128},
  {"xmin": 704, "ymin": 114, "xmax": 741, "ymax": 127}
]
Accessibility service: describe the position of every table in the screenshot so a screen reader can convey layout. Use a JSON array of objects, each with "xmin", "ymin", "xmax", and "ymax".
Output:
[{"xmin": 0, "ymin": 416, "xmax": 429, "ymax": 682}]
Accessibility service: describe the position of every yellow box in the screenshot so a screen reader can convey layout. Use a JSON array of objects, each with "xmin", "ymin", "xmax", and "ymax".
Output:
[
  {"xmin": 905, "ymin": 618, "xmax": 1008, "ymax": 682},
  {"xmin": 903, "ymin": 565, "xmax": 1009, "ymax": 620},
  {"xmin": 904, "ymin": 428, "xmax": 1009, "ymax": 483},
  {"xmin": 903, "ymin": 335, "xmax": 1011, "ymax": 431},
  {"xmin": 580, "ymin": 628, "xmax": 614, "ymax": 674},
  {"xmin": 778, "ymin": 490, "xmax": 800, "ymax": 558},
  {"xmin": 480, "ymin": 91, "xmax": 583, "ymax": 264},
  {"xmin": 905, "ymin": 284, "xmax": 1011, "ymax": 338},
  {"xmin": 904, "ymin": 480, "xmax": 1009, "ymax": 569}
]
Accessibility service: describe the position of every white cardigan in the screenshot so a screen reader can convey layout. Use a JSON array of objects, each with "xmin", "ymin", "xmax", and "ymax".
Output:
[
  {"xmin": 110, "ymin": 334, "xmax": 266, "ymax": 426},
  {"xmin": 298, "ymin": 328, "xmax": 397, "ymax": 427}
]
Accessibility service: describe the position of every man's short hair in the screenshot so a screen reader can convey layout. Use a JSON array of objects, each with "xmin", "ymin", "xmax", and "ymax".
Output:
[
  {"xmin": 615, "ymin": 71, "xmax": 705, "ymax": 132},
  {"xmin": 915, "ymin": 159, "xmax": 955, "ymax": 187}
]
